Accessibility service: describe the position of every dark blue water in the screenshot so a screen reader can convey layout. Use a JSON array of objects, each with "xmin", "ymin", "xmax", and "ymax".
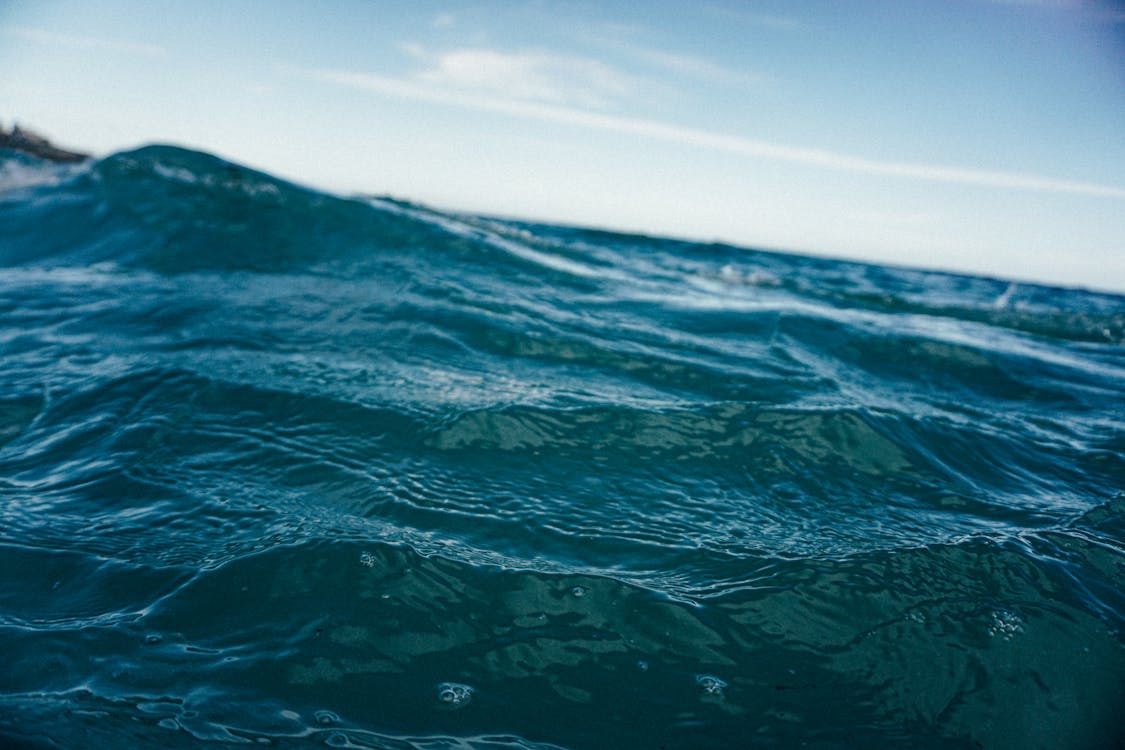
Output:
[{"xmin": 1, "ymin": 145, "xmax": 1123, "ymax": 749}]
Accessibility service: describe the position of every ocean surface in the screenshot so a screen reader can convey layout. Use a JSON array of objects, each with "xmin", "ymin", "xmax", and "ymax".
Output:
[{"xmin": 1, "ymin": 144, "xmax": 1123, "ymax": 750}]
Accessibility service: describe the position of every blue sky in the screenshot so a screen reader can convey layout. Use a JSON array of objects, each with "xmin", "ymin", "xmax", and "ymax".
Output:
[{"xmin": 2, "ymin": 0, "xmax": 1123, "ymax": 291}]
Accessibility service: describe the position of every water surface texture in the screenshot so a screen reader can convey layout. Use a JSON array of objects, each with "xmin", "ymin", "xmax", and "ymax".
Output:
[{"xmin": 1, "ymin": 146, "xmax": 1123, "ymax": 749}]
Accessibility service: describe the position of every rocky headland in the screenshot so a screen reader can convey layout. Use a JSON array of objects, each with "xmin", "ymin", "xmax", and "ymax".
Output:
[{"xmin": 0, "ymin": 124, "xmax": 90, "ymax": 163}]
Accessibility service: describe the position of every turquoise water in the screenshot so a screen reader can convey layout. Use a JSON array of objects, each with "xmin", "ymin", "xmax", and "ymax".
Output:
[{"xmin": 1, "ymin": 145, "xmax": 1123, "ymax": 749}]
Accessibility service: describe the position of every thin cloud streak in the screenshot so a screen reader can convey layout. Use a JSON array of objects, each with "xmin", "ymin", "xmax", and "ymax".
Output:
[
  {"xmin": 304, "ymin": 66, "xmax": 1125, "ymax": 199},
  {"xmin": 4, "ymin": 26, "xmax": 166, "ymax": 57},
  {"xmin": 598, "ymin": 40, "xmax": 766, "ymax": 86},
  {"xmin": 982, "ymin": 0, "xmax": 1125, "ymax": 23}
]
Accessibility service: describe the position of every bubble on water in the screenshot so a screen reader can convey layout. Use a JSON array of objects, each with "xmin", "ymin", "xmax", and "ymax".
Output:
[
  {"xmin": 314, "ymin": 710, "xmax": 339, "ymax": 725},
  {"xmin": 571, "ymin": 586, "xmax": 587, "ymax": 598},
  {"xmin": 144, "ymin": 633, "xmax": 163, "ymax": 645},
  {"xmin": 324, "ymin": 733, "xmax": 349, "ymax": 747},
  {"xmin": 636, "ymin": 660, "xmax": 649, "ymax": 671},
  {"xmin": 696, "ymin": 674, "xmax": 727, "ymax": 696},
  {"xmin": 359, "ymin": 552, "xmax": 375, "ymax": 568},
  {"xmin": 437, "ymin": 682, "xmax": 473, "ymax": 709}
]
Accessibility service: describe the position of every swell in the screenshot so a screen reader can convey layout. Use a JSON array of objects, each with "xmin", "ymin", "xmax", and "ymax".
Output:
[{"xmin": 0, "ymin": 146, "xmax": 482, "ymax": 275}]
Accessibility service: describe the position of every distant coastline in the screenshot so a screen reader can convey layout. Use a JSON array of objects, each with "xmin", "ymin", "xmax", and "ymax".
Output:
[{"xmin": 0, "ymin": 123, "xmax": 89, "ymax": 163}]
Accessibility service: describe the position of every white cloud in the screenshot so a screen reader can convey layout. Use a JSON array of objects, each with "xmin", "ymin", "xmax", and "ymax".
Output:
[
  {"xmin": 299, "ymin": 65, "xmax": 1125, "ymax": 200},
  {"xmin": 404, "ymin": 46, "xmax": 637, "ymax": 109},
  {"xmin": 432, "ymin": 12, "xmax": 456, "ymax": 29},
  {"xmin": 4, "ymin": 26, "xmax": 166, "ymax": 57}
]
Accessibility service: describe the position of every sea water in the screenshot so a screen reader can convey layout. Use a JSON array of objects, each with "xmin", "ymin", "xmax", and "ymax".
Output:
[{"xmin": 1, "ymin": 145, "xmax": 1123, "ymax": 748}]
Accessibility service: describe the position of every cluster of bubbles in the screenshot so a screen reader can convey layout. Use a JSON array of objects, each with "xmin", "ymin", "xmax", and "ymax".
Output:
[
  {"xmin": 437, "ymin": 682, "xmax": 474, "ymax": 709},
  {"xmin": 987, "ymin": 609, "xmax": 1025, "ymax": 641}
]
